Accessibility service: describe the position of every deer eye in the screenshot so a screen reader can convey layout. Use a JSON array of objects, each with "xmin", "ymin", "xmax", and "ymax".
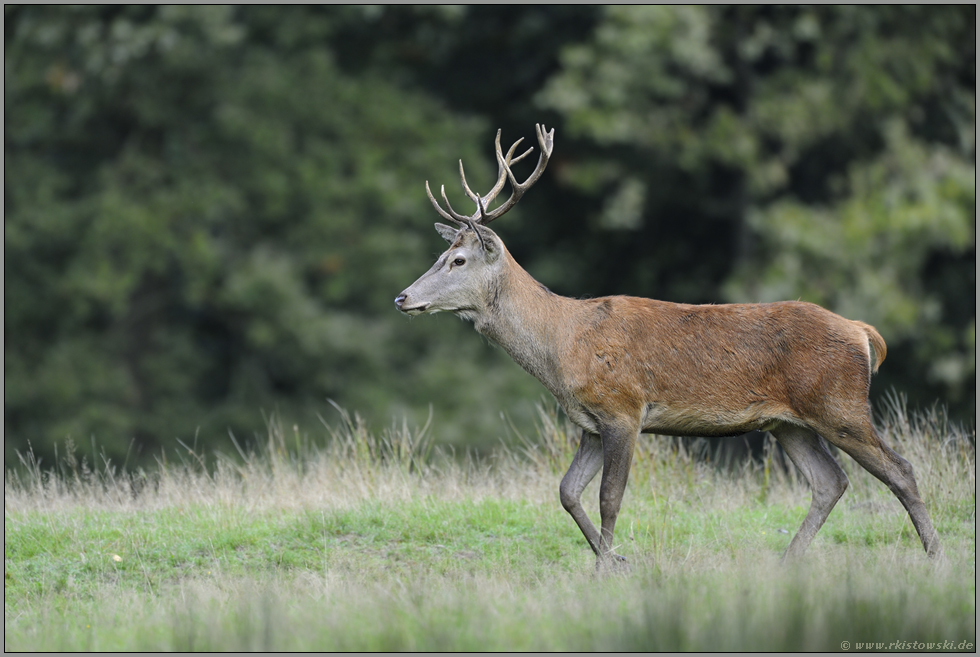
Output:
[{"xmin": 452, "ymin": 257, "xmax": 466, "ymax": 267}]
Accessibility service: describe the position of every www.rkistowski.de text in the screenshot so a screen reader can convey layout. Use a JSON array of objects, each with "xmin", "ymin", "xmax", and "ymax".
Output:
[{"xmin": 842, "ymin": 640, "xmax": 973, "ymax": 651}]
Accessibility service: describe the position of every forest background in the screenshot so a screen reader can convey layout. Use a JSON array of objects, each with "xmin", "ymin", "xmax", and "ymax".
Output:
[{"xmin": 5, "ymin": 6, "xmax": 975, "ymax": 468}]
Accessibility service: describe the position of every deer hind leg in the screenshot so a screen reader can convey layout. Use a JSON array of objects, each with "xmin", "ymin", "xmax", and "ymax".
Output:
[
  {"xmin": 559, "ymin": 430, "xmax": 604, "ymax": 556},
  {"xmin": 826, "ymin": 419, "xmax": 943, "ymax": 558},
  {"xmin": 771, "ymin": 424, "xmax": 850, "ymax": 558}
]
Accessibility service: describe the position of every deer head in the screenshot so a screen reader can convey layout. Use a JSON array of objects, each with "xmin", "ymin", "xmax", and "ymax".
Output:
[{"xmin": 395, "ymin": 124, "xmax": 554, "ymax": 319}]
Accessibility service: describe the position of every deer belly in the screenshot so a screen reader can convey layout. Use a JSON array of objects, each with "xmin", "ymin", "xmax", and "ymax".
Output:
[{"xmin": 640, "ymin": 402, "xmax": 777, "ymax": 437}]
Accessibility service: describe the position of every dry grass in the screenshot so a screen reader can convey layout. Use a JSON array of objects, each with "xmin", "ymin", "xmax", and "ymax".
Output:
[
  {"xmin": 6, "ymin": 395, "xmax": 974, "ymax": 525},
  {"xmin": 5, "ymin": 406, "xmax": 547, "ymax": 514},
  {"xmin": 4, "ymin": 399, "xmax": 975, "ymax": 651}
]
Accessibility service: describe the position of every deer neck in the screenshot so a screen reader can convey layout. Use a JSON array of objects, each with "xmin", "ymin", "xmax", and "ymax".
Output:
[{"xmin": 471, "ymin": 252, "xmax": 576, "ymax": 394}]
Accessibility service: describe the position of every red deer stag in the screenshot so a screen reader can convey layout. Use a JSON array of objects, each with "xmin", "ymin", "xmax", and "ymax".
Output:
[{"xmin": 395, "ymin": 124, "xmax": 943, "ymax": 569}]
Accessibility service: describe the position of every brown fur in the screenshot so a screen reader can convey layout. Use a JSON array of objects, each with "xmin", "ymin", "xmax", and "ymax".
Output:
[
  {"xmin": 569, "ymin": 297, "xmax": 876, "ymax": 435},
  {"xmin": 396, "ymin": 127, "xmax": 942, "ymax": 570}
]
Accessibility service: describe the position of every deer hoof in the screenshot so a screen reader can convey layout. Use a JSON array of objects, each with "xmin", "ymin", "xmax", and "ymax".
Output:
[{"xmin": 595, "ymin": 553, "xmax": 630, "ymax": 576}]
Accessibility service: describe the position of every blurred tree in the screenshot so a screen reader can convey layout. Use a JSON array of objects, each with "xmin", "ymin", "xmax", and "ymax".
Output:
[
  {"xmin": 4, "ymin": 5, "xmax": 552, "ymax": 465},
  {"xmin": 537, "ymin": 5, "xmax": 975, "ymax": 421},
  {"xmin": 4, "ymin": 6, "xmax": 974, "ymax": 469}
]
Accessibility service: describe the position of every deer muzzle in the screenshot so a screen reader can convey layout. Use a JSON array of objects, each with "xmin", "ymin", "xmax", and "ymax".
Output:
[{"xmin": 394, "ymin": 292, "xmax": 428, "ymax": 315}]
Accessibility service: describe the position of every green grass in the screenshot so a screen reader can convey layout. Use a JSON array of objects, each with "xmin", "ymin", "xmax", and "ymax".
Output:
[{"xmin": 5, "ymin": 402, "xmax": 976, "ymax": 651}]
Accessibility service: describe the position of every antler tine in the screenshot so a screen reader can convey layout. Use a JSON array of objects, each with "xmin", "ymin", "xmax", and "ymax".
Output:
[
  {"xmin": 477, "ymin": 131, "xmax": 514, "ymax": 208},
  {"xmin": 479, "ymin": 132, "xmax": 535, "ymax": 209},
  {"xmin": 458, "ymin": 160, "xmax": 496, "ymax": 251},
  {"xmin": 479, "ymin": 123, "xmax": 555, "ymax": 225},
  {"xmin": 425, "ymin": 181, "xmax": 466, "ymax": 226},
  {"xmin": 506, "ymin": 140, "xmax": 535, "ymax": 167},
  {"xmin": 440, "ymin": 184, "xmax": 471, "ymax": 223},
  {"xmin": 458, "ymin": 159, "xmax": 482, "ymax": 209},
  {"xmin": 442, "ymin": 181, "xmax": 487, "ymax": 249}
]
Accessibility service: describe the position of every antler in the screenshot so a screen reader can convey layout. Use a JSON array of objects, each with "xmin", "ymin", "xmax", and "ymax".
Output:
[{"xmin": 425, "ymin": 124, "xmax": 555, "ymax": 230}]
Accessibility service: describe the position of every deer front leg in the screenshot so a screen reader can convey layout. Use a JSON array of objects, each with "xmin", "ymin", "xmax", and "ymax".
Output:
[
  {"xmin": 597, "ymin": 424, "xmax": 638, "ymax": 572},
  {"xmin": 559, "ymin": 430, "xmax": 604, "ymax": 555}
]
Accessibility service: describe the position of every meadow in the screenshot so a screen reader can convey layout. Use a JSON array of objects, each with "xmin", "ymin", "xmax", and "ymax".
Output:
[{"xmin": 4, "ymin": 400, "xmax": 976, "ymax": 651}]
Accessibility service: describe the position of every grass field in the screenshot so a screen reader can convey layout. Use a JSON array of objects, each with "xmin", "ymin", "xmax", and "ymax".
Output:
[{"xmin": 4, "ymin": 401, "xmax": 976, "ymax": 651}]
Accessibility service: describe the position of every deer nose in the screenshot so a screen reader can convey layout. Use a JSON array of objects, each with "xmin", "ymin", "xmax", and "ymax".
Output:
[{"xmin": 394, "ymin": 293, "xmax": 407, "ymax": 310}]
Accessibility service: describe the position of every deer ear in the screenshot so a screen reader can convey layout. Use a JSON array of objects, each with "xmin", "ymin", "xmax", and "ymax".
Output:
[
  {"xmin": 434, "ymin": 223, "xmax": 459, "ymax": 244},
  {"xmin": 477, "ymin": 226, "xmax": 502, "ymax": 262}
]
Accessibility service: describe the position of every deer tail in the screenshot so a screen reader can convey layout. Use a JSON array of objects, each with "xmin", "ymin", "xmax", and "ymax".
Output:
[{"xmin": 854, "ymin": 321, "xmax": 887, "ymax": 374}]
